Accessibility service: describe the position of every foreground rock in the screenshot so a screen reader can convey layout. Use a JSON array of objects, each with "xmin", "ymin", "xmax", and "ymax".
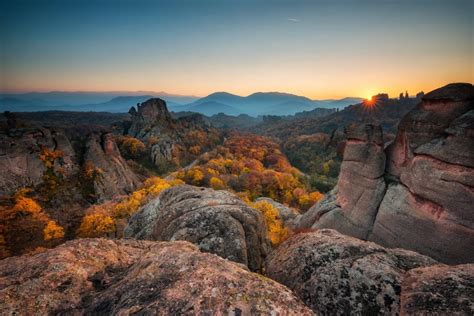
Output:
[
  {"xmin": 297, "ymin": 83, "xmax": 474, "ymax": 264},
  {"xmin": 401, "ymin": 264, "xmax": 474, "ymax": 315},
  {"xmin": 125, "ymin": 185, "xmax": 270, "ymax": 272},
  {"xmin": 0, "ymin": 239, "xmax": 312, "ymax": 315},
  {"xmin": 266, "ymin": 229, "xmax": 437, "ymax": 315}
]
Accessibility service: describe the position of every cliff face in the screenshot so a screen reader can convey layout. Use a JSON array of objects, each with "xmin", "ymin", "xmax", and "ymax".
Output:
[
  {"xmin": 297, "ymin": 83, "xmax": 474, "ymax": 264},
  {"xmin": 0, "ymin": 127, "xmax": 77, "ymax": 195},
  {"xmin": 83, "ymin": 132, "xmax": 140, "ymax": 202},
  {"xmin": 0, "ymin": 122, "xmax": 139, "ymax": 200}
]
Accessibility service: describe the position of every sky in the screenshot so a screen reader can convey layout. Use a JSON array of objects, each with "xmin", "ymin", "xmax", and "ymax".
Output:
[{"xmin": 0, "ymin": 0, "xmax": 472, "ymax": 99}]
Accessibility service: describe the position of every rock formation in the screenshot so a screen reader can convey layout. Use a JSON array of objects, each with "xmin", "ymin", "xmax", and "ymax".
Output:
[
  {"xmin": 0, "ymin": 239, "xmax": 312, "ymax": 315},
  {"xmin": 400, "ymin": 264, "xmax": 474, "ymax": 315},
  {"xmin": 127, "ymin": 98, "xmax": 173, "ymax": 139},
  {"xmin": 266, "ymin": 229, "xmax": 438, "ymax": 315},
  {"xmin": 0, "ymin": 127, "xmax": 77, "ymax": 194},
  {"xmin": 0, "ymin": 115, "xmax": 140, "ymax": 202},
  {"xmin": 127, "ymin": 98, "xmax": 220, "ymax": 168},
  {"xmin": 297, "ymin": 83, "xmax": 474, "ymax": 264},
  {"xmin": 125, "ymin": 185, "xmax": 271, "ymax": 272},
  {"xmin": 83, "ymin": 132, "xmax": 140, "ymax": 201}
]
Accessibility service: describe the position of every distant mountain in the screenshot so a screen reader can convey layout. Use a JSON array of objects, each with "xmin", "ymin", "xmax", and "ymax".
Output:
[
  {"xmin": 184, "ymin": 101, "xmax": 241, "ymax": 116},
  {"xmin": 0, "ymin": 91, "xmax": 362, "ymax": 115},
  {"xmin": 182, "ymin": 92, "xmax": 362, "ymax": 116},
  {"xmin": 70, "ymin": 95, "xmax": 154, "ymax": 112},
  {"xmin": 0, "ymin": 91, "xmax": 199, "ymax": 112}
]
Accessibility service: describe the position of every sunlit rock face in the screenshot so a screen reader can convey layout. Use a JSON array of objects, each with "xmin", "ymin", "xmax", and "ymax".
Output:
[
  {"xmin": 0, "ymin": 239, "xmax": 312, "ymax": 315},
  {"xmin": 266, "ymin": 229, "xmax": 437, "ymax": 315},
  {"xmin": 296, "ymin": 83, "xmax": 474, "ymax": 264},
  {"xmin": 125, "ymin": 185, "xmax": 271, "ymax": 272}
]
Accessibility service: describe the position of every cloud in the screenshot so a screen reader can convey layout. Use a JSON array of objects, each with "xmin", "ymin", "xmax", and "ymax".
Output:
[{"xmin": 287, "ymin": 18, "xmax": 301, "ymax": 23}]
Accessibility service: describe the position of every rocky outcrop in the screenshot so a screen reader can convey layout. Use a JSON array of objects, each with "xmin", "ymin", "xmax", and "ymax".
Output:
[
  {"xmin": 0, "ymin": 238, "xmax": 312, "ymax": 315},
  {"xmin": 298, "ymin": 124, "xmax": 386, "ymax": 239},
  {"xmin": 127, "ymin": 98, "xmax": 220, "ymax": 168},
  {"xmin": 400, "ymin": 264, "xmax": 474, "ymax": 315},
  {"xmin": 296, "ymin": 83, "xmax": 474, "ymax": 264},
  {"xmin": 266, "ymin": 229, "xmax": 438, "ymax": 315},
  {"xmin": 84, "ymin": 132, "xmax": 140, "ymax": 201},
  {"xmin": 127, "ymin": 98, "xmax": 173, "ymax": 139},
  {"xmin": 125, "ymin": 185, "xmax": 271, "ymax": 272},
  {"xmin": 0, "ymin": 127, "xmax": 77, "ymax": 194}
]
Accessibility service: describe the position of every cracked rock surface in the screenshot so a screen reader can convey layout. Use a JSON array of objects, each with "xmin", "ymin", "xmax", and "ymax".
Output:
[
  {"xmin": 125, "ymin": 184, "xmax": 271, "ymax": 272},
  {"xmin": 266, "ymin": 229, "xmax": 438, "ymax": 315},
  {"xmin": 0, "ymin": 238, "xmax": 312, "ymax": 315}
]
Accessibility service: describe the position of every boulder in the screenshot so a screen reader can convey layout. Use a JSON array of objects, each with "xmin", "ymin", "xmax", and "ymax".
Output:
[
  {"xmin": 125, "ymin": 185, "xmax": 271, "ymax": 272},
  {"xmin": 0, "ymin": 239, "xmax": 312, "ymax": 315},
  {"xmin": 400, "ymin": 264, "xmax": 474, "ymax": 315},
  {"xmin": 266, "ymin": 229, "xmax": 438, "ymax": 315}
]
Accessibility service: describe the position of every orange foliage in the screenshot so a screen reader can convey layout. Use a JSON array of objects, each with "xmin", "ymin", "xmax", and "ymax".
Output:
[
  {"xmin": 175, "ymin": 133, "xmax": 323, "ymax": 211},
  {"xmin": 43, "ymin": 220, "xmax": 65, "ymax": 241}
]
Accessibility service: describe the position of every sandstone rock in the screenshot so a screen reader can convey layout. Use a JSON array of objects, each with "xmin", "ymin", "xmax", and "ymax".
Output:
[
  {"xmin": 83, "ymin": 132, "xmax": 140, "ymax": 202},
  {"xmin": 297, "ymin": 124, "xmax": 387, "ymax": 239},
  {"xmin": 266, "ymin": 229, "xmax": 437, "ymax": 315},
  {"xmin": 369, "ymin": 184, "xmax": 474, "ymax": 264},
  {"xmin": 296, "ymin": 83, "xmax": 474, "ymax": 264},
  {"xmin": 400, "ymin": 264, "xmax": 474, "ymax": 315},
  {"xmin": 0, "ymin": 238, "xmax": 153, "ymax": 315},
  {"xmin": 125, "ymin": 185, "xmax": 270, "ymax": 272},
  {"xmin": 0, "ymin": 239, "xmax": 312, "ymax": 315}
]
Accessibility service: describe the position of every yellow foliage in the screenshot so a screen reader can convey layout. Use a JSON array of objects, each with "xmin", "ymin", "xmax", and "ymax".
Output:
[
  {"xmin": 117, "ymin": 136, "xmax": 146, "ymax": 158},
  {"xmin": 77, "ymin": 213, "xmax": 116, "ymax": 238},
  {"xmin": 252, "ymin": 200, "xmax": 289, "ymax": 247},
  {"xmin": 210, "ymin": 177, "xmax": 225, "ymax": 190},
  {"xmin": 43, "ymin": 220, "xmax": 65, "ymax": 241},
  {"xmin": 113, "ymin": 177, "xmax": 184, "ymax": 218},
  {"xmin": 187, "ymin": 168, "xmax": 204, "ymax": 185}
]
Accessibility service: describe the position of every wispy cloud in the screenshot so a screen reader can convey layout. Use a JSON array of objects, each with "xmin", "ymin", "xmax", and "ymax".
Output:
[{"xmin": 287, "ymin": 18, "xmax": 301, "ymax": 23}]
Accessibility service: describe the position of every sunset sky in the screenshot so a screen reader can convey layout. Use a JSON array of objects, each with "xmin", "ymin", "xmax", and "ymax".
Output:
[{"xmin": 1, "ymin": 0, "xmax": 472, "ymax": 99}]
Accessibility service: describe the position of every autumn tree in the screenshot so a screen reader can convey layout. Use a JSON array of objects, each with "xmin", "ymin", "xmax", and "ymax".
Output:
[{"xmin": 252, "ymin": 200, "xmax": 289, "ymax": 247}]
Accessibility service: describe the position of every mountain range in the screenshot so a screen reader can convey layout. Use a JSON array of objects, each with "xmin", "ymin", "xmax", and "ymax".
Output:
[{"xmin": 0, "ymin": 91, "xmax": 363, "ymax": 116}]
